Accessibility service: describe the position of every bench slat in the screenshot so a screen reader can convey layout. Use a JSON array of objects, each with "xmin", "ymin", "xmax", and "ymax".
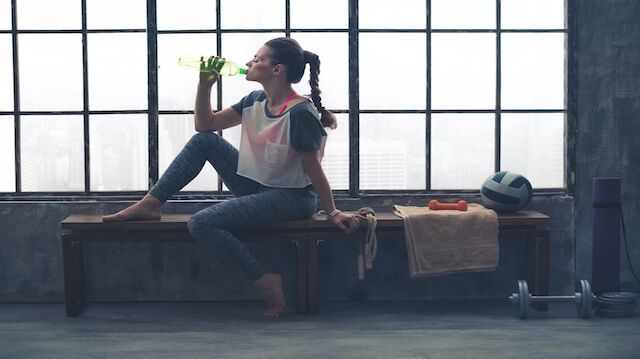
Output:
[
  {"xmin": 62, "ymin": 214, "xmax": 308, "ymax": 230},
  {"xmin": 309, "ymin": 211, "xmax": 549, "ymax": 229},
  {"xmin": 62, "ymin": 210, "xmax": 549, "ymax": 231}
]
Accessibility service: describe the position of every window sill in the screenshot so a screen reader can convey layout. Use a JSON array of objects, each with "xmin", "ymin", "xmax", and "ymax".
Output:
[{"xmin": 0, "ymin": 189, "xmax": 570, "ymax": 203}]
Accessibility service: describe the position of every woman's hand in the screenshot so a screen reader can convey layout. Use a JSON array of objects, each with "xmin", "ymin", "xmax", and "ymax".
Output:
[
  {"xmin": 198, "ymin": 56, "xmax": 224, "ymax": 86},
  {"xmin": 199, "ymin": 69, "xmax": 219, "ymax": 87},
  {"xmin": 330, "ymin": 211, "xmax": 363, "ymax": 234}
]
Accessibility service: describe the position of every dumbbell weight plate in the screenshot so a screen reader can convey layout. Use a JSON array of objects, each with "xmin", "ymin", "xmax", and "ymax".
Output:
[
  {"xmin": 578, "ymin": 280, "xmax": 592, "ymax": 319},
  {"xmin": 517, "ymin": 280, "xmax": 529, "ymax": 319},
  {"xmin": 594, "ymin": 291, "xmax": 638, "ymax": 318},
  {"xmin": 595, "ymin": 302, "xmax": 636, "ymax": 310},
  {"xmin": 595, "ymin": 307, "xmax": 635, "ymax": 318},
  {"xmin": 598, "ymin": 292, "xmax": 640, "ymax": 303},
  {"xmin": 595, "ymin": 306, "xmax": 635, "ymax": 314}
]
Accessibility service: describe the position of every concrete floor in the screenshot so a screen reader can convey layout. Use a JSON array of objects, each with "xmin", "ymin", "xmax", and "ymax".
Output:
[{"xmin": 0, "ymin": 300, "xmax": 638, "ymax": 359}]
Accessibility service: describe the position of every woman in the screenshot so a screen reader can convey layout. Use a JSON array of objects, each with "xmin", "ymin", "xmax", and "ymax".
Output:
[{"xmin": 103, "ymin": 37, "xmax": 360, "ymax": 318}]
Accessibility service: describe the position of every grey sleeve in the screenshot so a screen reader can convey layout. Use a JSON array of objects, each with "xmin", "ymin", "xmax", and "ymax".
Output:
[
  {"xmin": 231, "ymin": 90, "xmax": 265, "ymax": 113},
  {"xmin": 290, "ymin": 109, "xmax": 327, "ymax": 152}
]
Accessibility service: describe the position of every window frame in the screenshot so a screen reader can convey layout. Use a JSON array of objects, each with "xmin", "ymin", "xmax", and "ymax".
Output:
[{"xmin": 0, "ymin": 0, "xmax": 574, "ymax": 201}]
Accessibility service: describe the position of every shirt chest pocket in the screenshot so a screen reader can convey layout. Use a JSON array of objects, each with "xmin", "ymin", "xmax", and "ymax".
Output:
[{"xmin": 265, "ymin": 141, "xmax": 289, "ymax": 164}]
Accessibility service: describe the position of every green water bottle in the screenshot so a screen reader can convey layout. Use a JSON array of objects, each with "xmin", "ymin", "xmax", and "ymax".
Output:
[{"xmin": 178, "ymin": 55, "xmax": 247, "ymax": 76}]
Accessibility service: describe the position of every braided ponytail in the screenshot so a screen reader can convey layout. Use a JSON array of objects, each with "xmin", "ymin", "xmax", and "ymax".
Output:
[
  {"xmin": 304, "ymin": 50, "xmax": 337, "ymax": 129},
  {"xmin": 265, "ymin": 38, "xmax": 337, "ymax": 129}
]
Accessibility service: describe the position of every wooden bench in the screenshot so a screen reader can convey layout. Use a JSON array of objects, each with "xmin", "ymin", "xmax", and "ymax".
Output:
[{"xmin": 61, "ymin": 210, "xmax": 550, "ymax": 316}]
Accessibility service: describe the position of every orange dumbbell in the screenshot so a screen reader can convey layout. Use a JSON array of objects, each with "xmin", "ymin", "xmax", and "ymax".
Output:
[{"xmin": 428, "ymin": 199, "xmax": 468, "ymax": 211}]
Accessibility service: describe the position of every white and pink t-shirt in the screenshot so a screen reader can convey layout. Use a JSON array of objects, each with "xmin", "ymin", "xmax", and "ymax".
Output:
[{"xmin": 231, "ymin": 90, "xmax": 327, "ymax": 188}]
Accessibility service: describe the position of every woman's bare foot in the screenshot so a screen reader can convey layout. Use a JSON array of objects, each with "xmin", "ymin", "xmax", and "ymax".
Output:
[
  {"xmin": 102, "ymin": 195, "xmax": 162, "ymax": 222},
  {"xmin": 253, "ymin": 273, "xmax": 286, "ymax": 318}
]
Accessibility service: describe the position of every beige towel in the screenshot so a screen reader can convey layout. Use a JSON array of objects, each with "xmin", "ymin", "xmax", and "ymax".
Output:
[{"xmin": 392, "ymin": 203, "xmax": 499, "ymax": 278}]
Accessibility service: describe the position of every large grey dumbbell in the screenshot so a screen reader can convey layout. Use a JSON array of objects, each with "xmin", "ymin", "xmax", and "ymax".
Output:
[{"xmin": 509, "ymin": 280, "xmax": 594, "ymax": 319}]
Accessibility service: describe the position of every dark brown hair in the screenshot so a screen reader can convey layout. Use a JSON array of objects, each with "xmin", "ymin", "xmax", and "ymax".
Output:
[{"xmin": 265, "ymin": 37, "xmax": 337, "ymax": 129}]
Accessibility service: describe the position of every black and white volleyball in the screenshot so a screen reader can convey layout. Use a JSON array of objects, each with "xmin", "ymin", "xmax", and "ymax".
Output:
[{"xmin": 481, "ymin": 171, "xmax": 533, "ymax": 212}]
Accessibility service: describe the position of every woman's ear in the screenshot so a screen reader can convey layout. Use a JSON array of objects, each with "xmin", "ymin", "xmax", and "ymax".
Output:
[{"xmin": 272, "ymin": 63, "xmax": 285, "ymax": 76}]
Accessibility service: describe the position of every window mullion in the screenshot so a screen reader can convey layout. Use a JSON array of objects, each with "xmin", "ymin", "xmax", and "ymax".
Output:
[
  {"xmin": 349, "ymin": 0, "xmax": 360, "ymax": 198},
  {"xmin": 495, "ymin": 0, "xmax": 502, "ymax": 173},
  {"xmin": 566, "ymin": 0, "xmax": 576, "ymax": 193},
  {"xmin": 11, "ymin": 0, "xmax": 20, "ymax": 194},
  {"xmin": 216, "ymin": 0, "xmax": 223, "ymax": 193},
  {"xmin": 426, "ymin": 0, "xmax": 431, "ymax": 191},
  {"xmin": 81, "ymin": 0, "xmax": 90, "ymax": 194},
  {"xmin": 285, "ymin": 0, "xmax": 290, "ymax": 37},
  {"xmin": 147, "ymin": 0, "xmax": 159, "ymax": 188}
]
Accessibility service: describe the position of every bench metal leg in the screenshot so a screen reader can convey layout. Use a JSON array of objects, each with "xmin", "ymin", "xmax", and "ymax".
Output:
[
  {"xmin": 307, "ymin": 238, "xmax": 319, "ymax": 314},
  {"xmin": 62, "ymin": 234, "xmax": 85, "ymax": 317},
  {"xmin": 536, "ymin": 233, "xmax": 551, "ymax": 311},
  {"xmin": 527, "ymin": 233, "xmax": 550, "ymax": 312},
  {"xmin": 295, "ymin": 239, "xmax": 309, "ymax": 315}
]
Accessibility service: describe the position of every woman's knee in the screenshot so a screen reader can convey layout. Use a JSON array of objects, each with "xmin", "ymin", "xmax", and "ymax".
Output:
[
  {"xmin": 188, "ymin": 132, "xmax": 219, "ymax": 148},
  {"xmin": 187, "ymin": 210, "xmax": 225, "ymax": 238},
  {"xmin": 187, "ymin": 213, "xmax": 229, "ymax": 251}
]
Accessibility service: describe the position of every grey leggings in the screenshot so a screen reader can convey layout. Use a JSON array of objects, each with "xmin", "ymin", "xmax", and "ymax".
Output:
[{"xmin": 149, "ymin": 132, "xmax": 318, "ymax": 281}]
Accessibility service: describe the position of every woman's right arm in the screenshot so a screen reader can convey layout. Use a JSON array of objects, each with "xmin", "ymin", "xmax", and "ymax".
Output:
[{"xmin": 194, "ymin": 72, "xmax": 242, "ymax": 132}]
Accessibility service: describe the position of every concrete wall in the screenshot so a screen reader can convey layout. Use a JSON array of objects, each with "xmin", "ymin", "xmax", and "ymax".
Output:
[
  {"xmin": 1, "ymin": 0, "xmax": 638, "ymax": 303},
  {"xmin": 574, "ymin": 0, "xmax": 640, "ymax": 287}
]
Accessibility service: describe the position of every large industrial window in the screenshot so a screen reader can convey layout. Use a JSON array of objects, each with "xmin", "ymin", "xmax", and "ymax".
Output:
[{"xmin": 0, "ymin": 0, "xmax": 566, "ymax": 199}]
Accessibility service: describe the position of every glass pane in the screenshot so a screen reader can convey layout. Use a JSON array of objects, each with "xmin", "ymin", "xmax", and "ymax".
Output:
[
  {"xmin": 292, "ymin": 33, "xmax": 348, "ymax": 110},
  {"xmin": 359, "ymin": 0, "xmax": 426, "ymax": 29},
  {"xmin": 323, "ymin": 113, "xmax": 349, "ymax": 190},
  {"xmin": 221, "ymin": 125, "xmax": 241, "ymax": 192},
  {"xmin": 19, "ymin": 34, "xmax": 83, "ymax": 111},
  {"xmin": 360, "ymin": 114, "xmax": 426, "ymax": 190},
  {"xmin": 432, "ymin": 34, "xmax": 495, "ymax": 110},
  {"xmin": 360, "ymin": 33, "xmax": 426, "ymax": 110},
  {"xmin": 0, "ymin": 35, "xmax": 13, "ymax": 111},
  {"xmin": 502, "ymin": 0, "xmax": 564, "ymax": 29},
  {"xmin": 501, "ymin": 33, "xmax": 564, "ymax": 109},
  {"xmin": 88, "ymin": 33, "xmax": 148, "ymax": 111},
  {"xmin": 158, "ymin": 34, "xmax": 218, "ymax": 111},
  {"xmin": 290, "ymin": 0, "xmax": 347, "ymax": 29},
  {"xmin": 17, "ymin": 0, "xmax": 80, "ymax": 29},
  {"xmin": 87, "ymin": 0, "xmax": 146, "ymax": 29},
  {"xmin": 158, "ymin": 0, "xmax": 217, "ymax": 30},
  {"xmin": 501, "ymin": 113, "xmax": 564, "ymax": 188},
  {"xmin": 220, "ymin": 0, "xmax": 285, "ymax": 29},
  {"xmin": 220, "ymin": 33, "xmax": 285, "ymax": 108},
  {"xmin": 0, "ymin": 116, "xmax": 15, "ymax": 192},
  {"xmin": 159, "ymin": 115, "xmax": 217, "ymax": 192},
  {"xmin": 21, "ymin": 115, "xmax": 84, "ymax": 192},
  {"xmin": 432, "ymin": 0, "xmax": 495, "ymax": 29},
  {"xmin": 0, "ymin": 0, "xmax": 10, "ymax": 30},
  {"xmin": 90, "ymin": 114, "xmax": 148, "ymax": 191},
  {"xmin": 431, "ymin": 114, "xmax": 494, "ymax": 190},
  {"xmin": 222, "ymin": 123, "xmax": 242, "ymax": 149}
]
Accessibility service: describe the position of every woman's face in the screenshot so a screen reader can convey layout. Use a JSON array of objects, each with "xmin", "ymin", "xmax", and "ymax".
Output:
[{"xmin": 245, "ymin": 45, "xmax": 274, "ymax": 82}]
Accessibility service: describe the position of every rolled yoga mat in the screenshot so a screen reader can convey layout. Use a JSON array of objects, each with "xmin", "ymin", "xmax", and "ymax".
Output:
[{"xmin": 592, "ymin": 177, "xmax": 621, "ymax": 295}]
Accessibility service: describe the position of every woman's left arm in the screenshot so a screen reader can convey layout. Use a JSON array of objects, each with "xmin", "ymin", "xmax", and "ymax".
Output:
[{"xmin": 300, "ymin": 152, "xmax": 361, "ymax": 234}]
